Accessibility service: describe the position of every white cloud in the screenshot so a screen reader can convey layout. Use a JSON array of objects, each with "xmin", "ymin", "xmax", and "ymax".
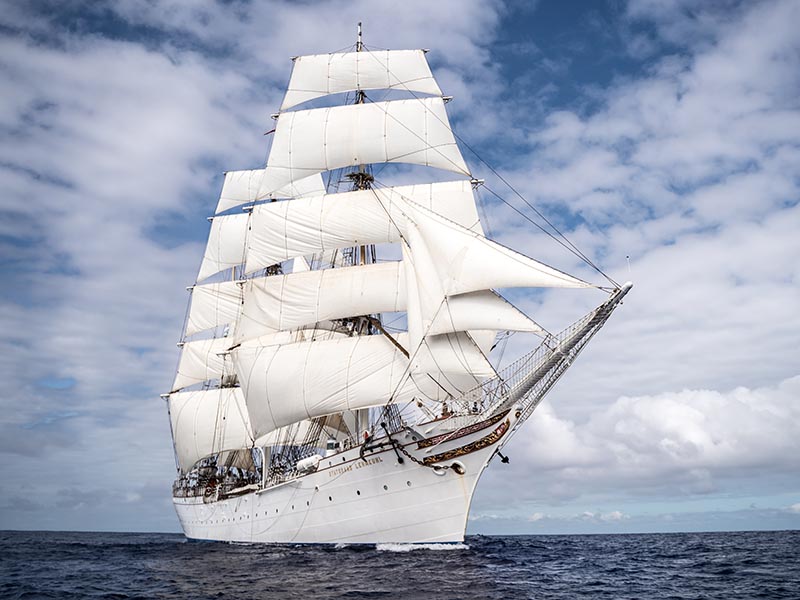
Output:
[
  {"xmin": 578, "ymin": 510, "xmax": 627, "ymax": 522},
  {"xmin": 599, "ymin": 510, "xmax": 627, "ymax": 522},
  {"xmin": 474, "ymin": 376, "xmax": 800, "ymax": 512}
]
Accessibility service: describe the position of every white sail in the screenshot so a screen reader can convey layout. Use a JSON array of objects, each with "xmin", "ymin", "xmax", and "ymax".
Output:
[
  {"xmin": 199, "ymin": 181, "xmax": 479, "ymax": 281},
  {"xmin": 246, "ymin": 181, "xmax": 480, "ymax": 274},
  {"xmin": 392, "ymin": 180, "xmax": 483, "ymax": 234},
  {"xmin": 216, "ymin": 171, "xmax": 326, "ymax": 214},
  {"xmin": 403, "ymin": 198, "xmax": 592, "ymax": 293},
  {"xmin": 186, "ymin": 281, "xmax": 242, "ymax": 336},
  {"xmin": 232, "ymin": 325, "xmax": 505, "ymax": 438},
  {"xmin": 172, "ymin": 337, "xmax": 232, "ymax": 391},
  {"xmin": 467, "ymin": 329, "xmax": 497, "ymax": 356},
  {"xmin": 254, "ymin": 418, "xmax": 342, "ymax": 447},
  {"xmin": 242, "ymin": 182, "xmax": 584, "ymax": 292},
  {"xmin": 169, "ymin": 387, "xmax": 253, "ymax": 473},
  {"xmin": 281, "ymin": 50, "xmax": 442, "ymax": 110},
  {"xmin": 197, "ymin": 212, "xmax": 250, "ymax": 282},
  {"xmin": 236, "ymin": 262, "xmax": 404, "ymax": 340},
  {"xmin": 291, "ymin": 255, "xmax": 311, "ymax": 273},
  {"xmin": 233, "ymin": 334, "xmax": 420, "ymax": 437},
  {"xmin": 427, "ymin": 291, "xmax": 544, "ymax": 336},
  {"xmin": 265, "ymin": 98, "xmax": 469, "ymax": 190},
  {"xmin": 233, "ymin": 261, "xmax": 539, "ymax": 342},
  {"xmin": 412, "ymin": 331, "xmax": 497, "ymax": 390}
]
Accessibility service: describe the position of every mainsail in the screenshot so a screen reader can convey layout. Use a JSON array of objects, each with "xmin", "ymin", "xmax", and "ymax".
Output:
[{"xmin": 166, "ymin": 43, "xmax": 605, "ymax": 476}]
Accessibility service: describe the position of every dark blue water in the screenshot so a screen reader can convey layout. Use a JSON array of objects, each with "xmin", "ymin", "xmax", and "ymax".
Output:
[{"xmin": 1, "ymin": 530, "xmax": 797, "ymax": 599}]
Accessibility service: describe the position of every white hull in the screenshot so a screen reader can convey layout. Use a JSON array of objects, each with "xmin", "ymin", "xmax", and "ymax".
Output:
[{"xmin": 174, "ymin": 410, "xmax": 517, "ymax": 544}]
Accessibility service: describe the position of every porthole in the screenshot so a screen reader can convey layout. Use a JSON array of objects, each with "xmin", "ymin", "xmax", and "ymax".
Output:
[
  {"xmin": 306, "ymin": 501, "xmax": 310, "ymax": 506},
  {"xmin": 328, "ymin": 496, "xmax": 332, "ymax": 501},
  {"xmin": 356, "ymin": 490, "xmax": 361, "ymax": 495},
  {"xmin": 383, "ymin": 484, "xmax": 388, "ymax": 491},
  {"xmin": 291, "ymin": 505, "xmax": 294, "ymax": 510},
  {"xmin": 406, "ymin": 481, "xmax": 412, "ymax": 487}
]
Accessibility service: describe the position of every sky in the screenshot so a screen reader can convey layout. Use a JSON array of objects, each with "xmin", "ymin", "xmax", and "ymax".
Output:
[{"xmin": 0, "ymin": 0, "xmax": 798, "ymax": 535}]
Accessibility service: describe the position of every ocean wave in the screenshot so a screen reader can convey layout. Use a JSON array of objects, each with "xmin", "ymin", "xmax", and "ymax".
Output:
[{"xmin": 375, "ymin": 542, "xmax": 470, "ymax": 552}]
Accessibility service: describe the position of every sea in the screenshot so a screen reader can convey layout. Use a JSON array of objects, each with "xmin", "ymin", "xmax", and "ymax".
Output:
[{"xmin": 1, "ymin": 530, "xmax": 797, "ymax": 599}]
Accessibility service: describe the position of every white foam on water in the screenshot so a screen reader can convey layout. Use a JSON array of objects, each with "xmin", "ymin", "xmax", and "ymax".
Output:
[{"xmin": 376, "ymin": 542, "xmax": 469, "ymax": 552}]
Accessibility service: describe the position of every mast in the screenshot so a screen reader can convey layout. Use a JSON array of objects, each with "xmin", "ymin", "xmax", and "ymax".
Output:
[
  {"xmin": 346, "ymin": 22, "xmax": 375, "ymax": 311},
  {"xmin": 355, "ymin": 22, "xmax": 369, "ymax": 266},
  {"xmin": 352, "ymin": 20, "xmax": 375, "ymax": 433},
  {"xmin": 348, "ymin": 22, "xmax": 374, "ymax": 196}
]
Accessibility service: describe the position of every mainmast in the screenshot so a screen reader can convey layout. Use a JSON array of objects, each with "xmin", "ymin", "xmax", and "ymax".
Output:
[
  {"xmin": 348, "ymin": 21, "xmax": 383, "ymax": 435},
  {"xmin": 346, "ymin": 22, "xmax": 375, "ymax": 305}
]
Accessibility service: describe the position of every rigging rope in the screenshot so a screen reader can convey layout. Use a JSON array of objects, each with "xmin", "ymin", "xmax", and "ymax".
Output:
[{"xmin": 357, "ymin": 46, "xmax": 620, "ymax": 288}]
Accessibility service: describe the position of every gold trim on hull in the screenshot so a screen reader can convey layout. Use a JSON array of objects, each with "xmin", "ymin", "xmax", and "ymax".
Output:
[
  {"xmin": 423, "ymin": 418, "xmax": 510, "ymax": 465},
  {"xmin": 416, "ymin": 410, "xmax": 510, "ymax": 449}
]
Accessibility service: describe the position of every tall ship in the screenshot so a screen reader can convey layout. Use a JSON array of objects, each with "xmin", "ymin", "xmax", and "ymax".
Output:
[{"xmin": 165, "ymin": 27, "xmax": 631, "ymax": 544}]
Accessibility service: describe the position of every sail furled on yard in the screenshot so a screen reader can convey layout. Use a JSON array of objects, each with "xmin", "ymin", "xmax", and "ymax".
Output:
[{"xmin": 281, "ymin": 50, "xmax": 442, "ymax": 110}]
